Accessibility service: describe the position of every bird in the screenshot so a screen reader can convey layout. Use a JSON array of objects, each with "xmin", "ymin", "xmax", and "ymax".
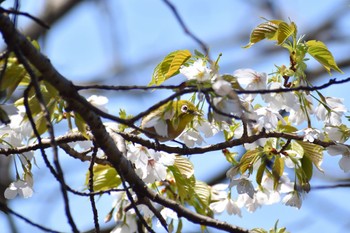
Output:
[{"xmin": 139, "ymin": 100, "xmax": 200, "ymax": 142}]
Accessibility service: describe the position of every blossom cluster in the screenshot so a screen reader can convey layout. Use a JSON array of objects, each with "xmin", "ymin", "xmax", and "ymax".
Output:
[{"xmin": 1, "ymin": 56, "xmax": 349, "ymax": 231}]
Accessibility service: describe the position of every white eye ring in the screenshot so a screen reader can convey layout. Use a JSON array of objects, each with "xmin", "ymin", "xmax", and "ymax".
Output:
[{"xmin": 181, "ymin": 105, "xmax": 188, "ymax": 113}]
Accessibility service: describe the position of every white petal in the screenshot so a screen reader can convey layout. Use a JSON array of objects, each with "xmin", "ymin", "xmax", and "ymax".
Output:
[
  {"xmin": 4, "ymin": 186, "xmax": 18, "ymax": 199},
  {"xmin": 339, "ymin": 156, "xmax": 350, "ymax": 172}
]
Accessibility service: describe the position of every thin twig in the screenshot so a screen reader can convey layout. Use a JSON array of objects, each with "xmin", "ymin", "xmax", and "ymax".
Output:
[
  {"xmin": 0, "ymin": 7, "xmax": 50, "ymax": 29},
  {"xmin": 75, "ymin": 76, "xmax": 350, "ymax": 95},
  {"xmin": 119, "ymin": 172, "xmax": 156, "ymax": 233},
  {"xmin": 162, "ymin": 0, "xmax": 209, "ymax": 58},
  {"xmin": 311, "ymin": 183, "xmax": 350, "ymax": 190},
  {"xmin": 88, "ymin": 144, "xmax": 100, "ymax": 233},
  {"xmin": 15, "ymin": 49, "xmax": 79, "ymax": 233},
  {"xmin": 0, "ymin": 202, "xmax": 61, "ymax": 233}
]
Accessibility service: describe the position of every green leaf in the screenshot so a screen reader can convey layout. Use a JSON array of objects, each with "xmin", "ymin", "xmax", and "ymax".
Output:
[
  {"xmin": 173, "ymin": 156, "xmax": 194, "ymax": 179},
  {"xmin": 149, "ymin": 50, "xmax": 192, "ymax": 86},
  {"xmin": 290, "ymin": 140, "xmax": 304, "ymax": 157},
  {"xmin": 168, "ymin": 159, "xmax": 195, "ymax": 202},
  {"xmin": 277, "ymin": 124, "xmax": 298, "ymax": 133},
  {"xmin": 301, "ymin": 156, "xmax": 313, "ymax": 181},
  {"xmin": 256, "ymin": 161, "xmax": 266, "ymax": 186},
  {"xmin": 297, "ymin": 141, "xmax": 324, "ymax": 172},
  {"xmin": 85, "ymin": 164, "xmax": 121, "ymax": 191},
  {"xmin": 306, "ymin": 40, "xmax": 343, "ymax": 74},
  {"xmin": 272, "ymin": 156, "xmax": 284, "ymax": 189},
  {"xmin": 194, "ymin": 180, "xmax": 210, "ymax": 207},
  {"xmin": 277, "ymin": 22, "xmax": 295, "ymax": 45},
  {"xmin": 239, "ymin": 149, "xmax": 261, "ymax": 174},
  {"xmin": 0, "ymin": 57, "xmax": 28, "ymax": 100},
  {"xmin": 243, "ymin": 20, "xmax": 282, "ymax": 48},
  {"xmin": 251, "ymin": 228, "xmax": 268, "ymax": 233},
  {"xmin": 74, "ymin": 112, "xmax": 89, "ymax": 139}
]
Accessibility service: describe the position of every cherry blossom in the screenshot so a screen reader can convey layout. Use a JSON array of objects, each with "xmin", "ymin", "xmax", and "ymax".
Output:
[
  {"xmin": 282, "ymin": 191, "xmax": 302, "ymax": 209},
  {"xmin": 179, "ymin": 58, "xmax": 212, "ymax": 82},
  {"xmin": 254, "ymin": 107, "xmax": 285, "ymax": 132},
  {"xmin": 234, "ymin": 69, "xmax": 267, "ymax": 101},
  {"xmin": 302, "ymin": 128, "xmax": 324, "ymax": 142},
  {"xmin": 327, "ymin": 144, "xmax": 350, "ymax": 172},
  {"xmin": 127, "ymin": 145, "xmax": 175, "ymax": 183},
  {"xmin": 212, "ymin": 79, "xmax": 233, "ymax": 96},
  {"xmin": 315, "ymin": 97, "xmax": 347, "ymax": 126},
  {"xmin": 87, "ymin": 95, "xmax": 109, "ymax": 112},
  {"xmin": 4, "ymin": 179, "xmax": 33, "ymax": 199},
  {"xmin": 228, "ymin": 174, "xmax": 255, "ymax": 198}
]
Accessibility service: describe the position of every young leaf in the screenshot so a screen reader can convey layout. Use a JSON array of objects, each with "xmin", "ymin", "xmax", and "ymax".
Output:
[
  {"xmin": 243, "ymin": 20, "xmax": 282, "ymax": 48},
  {"xmin": 306, "ymin": 40, "xmax": 343, "ymax": 74},
  {"xmin": 194, "ymin": 180, "xmax": 210, "ymax": 208},
  {"xmin": 74, "ymin": 112, "xmax": 89, "ymax": 139},
  {"xmin": 290, "ymin": 140, "xmax": 304, "ymax": 157},
  {"xmin": 256, "ymin": 161, "xmax": 266, "ymax": 186},
  {"xmin": 301, "ymin": 156, "xmax": 313, "ymax": 181},
  {"xmin": 239, "ymin": 149, "xmax": 261, "ymax": 174},
  {"xmin": 272, "ymin": 156, "xmax": 284, "ymax": 189},
  {"xmin": 149, "ymin": 50, "xmax": 192, "ymax": 86},
  {"xmin": 277, "ymin": 22, "xmax": 295, "ymax": 45},
  {"xmin": 297, "ymin": 141, "xmax": 324, "ymax": 172},
  {"xmin": 85, "ymin": 164, "xmax": 121, "ymax": 191},
  {"xmin": 173, "ymin": 156, "xmax": 194, "ymax": 179}
]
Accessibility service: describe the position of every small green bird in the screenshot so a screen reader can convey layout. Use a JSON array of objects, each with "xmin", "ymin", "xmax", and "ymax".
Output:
[{"xmin": 140, "ymin": 100, "xmax": 200, "ymax": 142}]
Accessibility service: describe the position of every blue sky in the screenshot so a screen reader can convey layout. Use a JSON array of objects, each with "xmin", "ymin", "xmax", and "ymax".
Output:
[{"xmin": 1, "ymin": 0, "xmax": 350, "ymax": 232}]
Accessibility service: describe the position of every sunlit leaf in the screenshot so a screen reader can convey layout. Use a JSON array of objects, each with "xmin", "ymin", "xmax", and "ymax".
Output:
[
  {"xmin": 301, "ymin": 156, "xmax": 313, "ymax": 181},
  {"xmin": 194, "ymin": 180, "xmax": 210, "ymax": 208},
  {"xmin": 243, "ymin": 20, "xmax": 282, "ymax": 48},
  {"xmin": 290, "ymin": 140, "xmax": 304, "ymax": 157},
  {"xmin": 168, "ymin": 161, "xmax": 195, "ymax": 202},
  {"xmin": 149, "ymin": 50, "xmax": 192, "ymax": 86},
  {"xmin": 239, "ymin": 149, "xmax": 261, "ymax": 174},
  {"xmin": 173, "ymin": 156, "xmax": 194, "ymax": 179},
  {"xmin": 272, "ymin": 156, "xmax": 284, "ymax": 189},
  {"xmin": 75, "ymin": 112, "xmax": 89, "ymax": 139},
  {"xmin": 297, "ymin": 141, "xmax": 324, "ymax": 172},
  {"xmin": 306, "ymin": 40, "xmax": 343, "ymax": 74},
  {"xmin": 85, "ymin": 164, "xmax": 121, "ymax": 192},
  {"xmin": 277, "ymin": 22, "xmax": 295, "ymax": 45},
  {"xmin": 256, "ymin": 161, "xmax": 266, "ymax": 186}
]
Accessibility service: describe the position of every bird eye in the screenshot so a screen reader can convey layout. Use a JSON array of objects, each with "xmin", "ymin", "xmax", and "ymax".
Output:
[{"xmin": 181, "ymin": 105, "xmax": 188, "ymax": 113}]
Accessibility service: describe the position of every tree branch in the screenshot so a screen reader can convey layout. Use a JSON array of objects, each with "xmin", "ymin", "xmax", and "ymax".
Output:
[{"xmin": 0, "ymin": 12, "xmax": 249, "ymax": 233}]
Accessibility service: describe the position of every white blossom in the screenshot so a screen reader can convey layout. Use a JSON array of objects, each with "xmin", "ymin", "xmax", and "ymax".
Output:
[
  {"xmin": 302, "ymin": 128, "xmax": 324, "ymax": 142},
  {"xmin": 262, "ymin": 82, "xmax": 299, "ymax": 112},
  {"xmin": 4, "ymin": 179, "xmax": 33, "ymax": 199},
  {"xmin": 325, "ymin": 125, "xmax": 348, "ymax": 143},
  {"xmin": 315, "ymin": 97, "xmax": 347, "ymax": 126},
  {"xmin": 234, "ymin": 69, "xmax": 267, "ymax": 101},
  {"xmin": 209, "ymin": 197, "xmax": 241, "ymax": 216},
  {"xmin": 127, "ymin": 145, "xmax": 175, "ymax": 183},
  {"xmin": 236, "ymin": 193, "xmax": 260, "ymax": 213},
  {"xmin": 87, "ymin": 95, "xmax": 109, "ymax": 112},
  {"xmin": 228, "ymin": 174, "xmax": 255, "ymax": 198},
  {"xmin": 180, "ymin": 59, "xmax": 212, "ymax": 82},
  {"xmin": 179, "ymin": 119, "xmax": 219, "ymax": 147},
  {"xmin": 282, "ymin": 191, "xmax": 302, "ymax": 209},
  {"xmin": 212, "ymin": 97, "xmax": 243, "ymax": 123},
  {"xmin": 212, "ymin": 79, "xmax": 233, "ymax": 96},
  {"xmin": 254, "ymin": 107, "xmax": 285, "ymax": 132},
  {"xmin": 327, "ymin": 144, "xmax": 350, "ymax": 172}
]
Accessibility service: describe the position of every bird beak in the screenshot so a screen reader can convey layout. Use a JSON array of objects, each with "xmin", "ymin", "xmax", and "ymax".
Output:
[{"xmin": 189, "ymin": 110, "xmax": 201, "ymax": 116}]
